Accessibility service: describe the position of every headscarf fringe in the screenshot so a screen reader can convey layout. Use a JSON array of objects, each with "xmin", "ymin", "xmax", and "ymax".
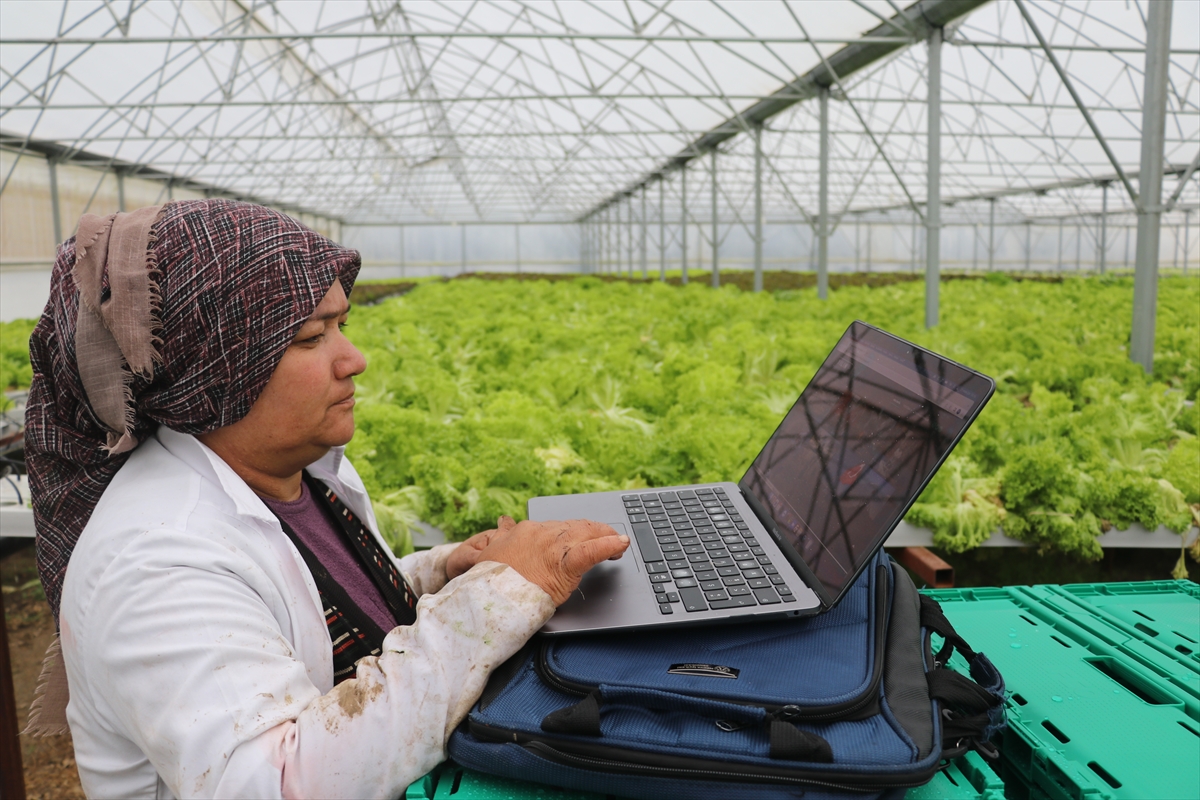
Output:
[{"xmin": 24, "ymin": 636, "xmax": 71, "ymax": 737}]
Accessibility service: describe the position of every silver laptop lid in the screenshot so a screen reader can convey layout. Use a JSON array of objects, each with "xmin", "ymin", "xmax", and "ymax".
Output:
[{"xmin": 738, "ymin": 321, "xmax": 994, "ymax": 608}]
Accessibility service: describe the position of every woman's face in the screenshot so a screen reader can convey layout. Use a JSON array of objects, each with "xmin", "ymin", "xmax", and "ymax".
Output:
[{"xmin": 201, "ymin": 279, "xmax": 366, "ymax": 478}]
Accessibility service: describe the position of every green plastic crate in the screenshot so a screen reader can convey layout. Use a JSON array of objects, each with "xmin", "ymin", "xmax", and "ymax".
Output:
[
  {"xmin": 907, "ymin": 751, "xmax": 1006, "ymax": 800},
  {"xmin": 1016, "ymin": 585, "xmax": 1200, "ymax": 712},
  {"xmin": 409, "ymin": 755, "xmax": 1002, "ymax": 800},
  {"xmin": 1045, "ymin": 581, "xmax": 1199, "ymax": 671},
  {"xmin": 922, "ymin": 586, "xmax": 1200, "ymax": 800},
  {"xmin": 405, "ymin": 762, "xmax": 615, "ymax": 800}
]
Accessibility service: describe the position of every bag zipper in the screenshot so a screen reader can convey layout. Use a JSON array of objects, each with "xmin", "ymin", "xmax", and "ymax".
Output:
[
  {"xmin": 535, "ymin": 563, "xmax": 891, "ymax": 724},
  {"xmin": 468, "ymin": 722, "xmax": 937, "ymax": 790}
]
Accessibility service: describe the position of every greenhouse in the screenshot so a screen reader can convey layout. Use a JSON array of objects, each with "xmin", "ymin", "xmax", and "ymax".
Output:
[{"xmin": 0, "ymin": 1, "xmax": 1198, "ymax": 799}]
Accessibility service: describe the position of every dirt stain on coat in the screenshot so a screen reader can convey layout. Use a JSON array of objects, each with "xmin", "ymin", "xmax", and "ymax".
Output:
[{"xmin": 331, "ymin": 679, "xmax": 385, "ymax": 720}]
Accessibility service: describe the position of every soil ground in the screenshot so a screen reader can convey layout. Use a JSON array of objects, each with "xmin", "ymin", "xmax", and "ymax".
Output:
[{"xmin": 2, "ymin": 544, "xmax": 84, "ymax": 800}]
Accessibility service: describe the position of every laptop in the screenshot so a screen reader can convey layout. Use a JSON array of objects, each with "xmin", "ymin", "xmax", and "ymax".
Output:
[{"xmin": 529, "ymin": 320, "xmax": 995, "ymax": 634}]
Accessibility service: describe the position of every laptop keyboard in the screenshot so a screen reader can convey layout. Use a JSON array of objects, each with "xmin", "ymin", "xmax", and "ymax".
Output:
[{"xmin": 623, "ymin": 487, "xmax": 797, "ymax": 615}]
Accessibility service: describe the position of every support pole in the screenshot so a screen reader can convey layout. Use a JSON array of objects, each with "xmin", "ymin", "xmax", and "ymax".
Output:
[
  {"xmin": 641, "ymin": 187, "xmax": 648, "ymax": 279},
  {"xmin": 1, "ymin": 585, "xmax": 27, "ymax": 800},
  {"xmin": 1075, "ymin": 223, "xmax": 1082, "ymax": 272},
  {"xmin": 866, "ymin": 222, "xmax": 872, "ymax": 272},
  {"xmin": 1024, "ymin": 220, "xmax": 1032, "ymax": 272},
  {"xmin": 987, "ymin": 198, "xmax": 995, "ymax": 271},
  {"xmin": 1185, "ymin": 209, "xmax": 1191, "ymax": 276},
  {"xmin": 711, "ymin": 149, "xmax": 720, "ymax": 288},
  {"xmin": 48, "ymin": 157, "xmax": 62, "ymax": 245},
  {"xmin": 754, "ymin": 123, "xmax": 764, "ymax": 292},
  {"xmin": 1099, "ymin": 182, "xmax": 1109, "ymax": 274},
  {"xmin": 615, "ymin": 204, "xmax": 622, "ymax": 276},
  {"xmin": 659, "ymin": 179, "xmax": 666, "ymax": 281},
  {"xmin": 972, "ymin": 223, "xmax": 979, "ymax": 271},
  {"xmin": 854, "ymin": 217, "xmax": 861, "ymax": 272},
  {"xmin": 1131, "ymin": 0, "xmax": 1173, "ymax": 372},
  {"xmin": 1057, "ymin": 219, "xmax": 1063, "ymax": 273},
  {"xmin": 460, "ymin": 224, "xmax": 466, "ymax": 274},
  {"xmin": 818, "ymin": 88, "xmax": 830, "ymax": 300},
  {"xmin": 117, "ymin": 170, "xmax": 126, "ymax": 212},
  {"xmin": 681, "ymin": 166, "xmax": 689, "ymax": 285},
  {"xmin": 515, "ymin": 224, "xmax": 521, "ymax": 273},
  {"xmin": 925, "ymin": 27, "xmax": 941, "ymax": 328},
  {"xmin": 400, "ymin": 225, "xmax": 406, "ymax": 278}
]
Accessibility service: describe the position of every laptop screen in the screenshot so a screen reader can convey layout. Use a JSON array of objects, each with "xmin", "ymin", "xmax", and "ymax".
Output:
[{"xmin": 738, "ymin": 321, "xmax": 993, "ymax": 603}]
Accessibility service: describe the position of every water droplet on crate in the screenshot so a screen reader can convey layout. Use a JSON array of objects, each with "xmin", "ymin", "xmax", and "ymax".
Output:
[
  {"xmin": 1010, "ymin": 642, "xmax": 1022, "ymax": 649},
  {"xmin": 1052, "ymin": 695, "xmax": 1063, "ymax": 703},
  {"xmin": 1009, "ymin": 632, "xmax": 1018, "ymax": 638}
]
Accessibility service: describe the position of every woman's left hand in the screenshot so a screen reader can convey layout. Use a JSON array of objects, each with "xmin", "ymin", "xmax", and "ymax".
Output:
[{"xmin": 445, "ymin": 528, "xmax": 496, "ymax": 581}]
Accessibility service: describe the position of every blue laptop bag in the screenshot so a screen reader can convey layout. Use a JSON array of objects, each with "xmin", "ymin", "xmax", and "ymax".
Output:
[{"xmin": 448, "ymin": 552, "xmax": 1006, "ymax": 799}]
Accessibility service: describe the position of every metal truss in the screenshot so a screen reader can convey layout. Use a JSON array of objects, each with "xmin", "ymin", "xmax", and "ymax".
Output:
[{"xmin": 0, "ymin": 0, "xmax": 1197, "ymax": 264}]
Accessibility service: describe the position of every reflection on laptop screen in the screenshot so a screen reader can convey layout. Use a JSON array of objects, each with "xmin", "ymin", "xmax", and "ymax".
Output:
[{"xmin": 739, "ymin": 322, "xmax": 990, "ymax": 601}]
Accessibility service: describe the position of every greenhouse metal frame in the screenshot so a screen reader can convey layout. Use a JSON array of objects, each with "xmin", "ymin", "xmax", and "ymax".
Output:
[{"xmin": 1, "ymin": 0, "xmax": 1198, "ymax": 368}]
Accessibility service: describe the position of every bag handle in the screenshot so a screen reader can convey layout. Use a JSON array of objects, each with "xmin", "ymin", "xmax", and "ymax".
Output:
[
  {"xmin": 919, "ymin": 594, "xmax": 1007, "ymax": 759},
  {"xmin": 540, "ymin": 689, "xmax": 833, "ymax": 763}
]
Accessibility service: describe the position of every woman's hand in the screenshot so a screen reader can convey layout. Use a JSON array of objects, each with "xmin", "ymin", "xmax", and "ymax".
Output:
[{"xmin": 446, "ymin": 516, "xmax": 629, "ymax": 605}]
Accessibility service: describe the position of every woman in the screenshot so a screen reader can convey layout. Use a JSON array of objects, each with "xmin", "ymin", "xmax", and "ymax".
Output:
[{"xmin": 25, "ymin": 200, "xmax": 628, "ymax": 799}]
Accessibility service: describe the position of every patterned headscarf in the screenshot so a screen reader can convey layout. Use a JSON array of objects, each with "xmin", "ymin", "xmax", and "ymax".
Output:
[{"xmin": 26, "ymin": 199, "xmax": 361, "ymax": 621}]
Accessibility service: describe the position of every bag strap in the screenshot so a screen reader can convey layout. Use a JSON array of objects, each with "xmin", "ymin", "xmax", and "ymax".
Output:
[
  {"xmin": 919, "ymin": 594, "xmax": 1007, "ymax": 759},
  {"xmin": 540, "ymin": 691, "xmax": 833, "ymax": 763}
]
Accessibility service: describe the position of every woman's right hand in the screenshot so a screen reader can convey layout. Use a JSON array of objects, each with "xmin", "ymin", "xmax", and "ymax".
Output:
[{"xmin": 446, "ymin": 516, "xmax": 629, "ymax": 606}]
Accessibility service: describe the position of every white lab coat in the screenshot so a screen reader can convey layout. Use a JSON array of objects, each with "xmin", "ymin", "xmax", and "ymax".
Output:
[{"xmin": 59, "ymin": 426, "xmax": 554, "ymax": 799}]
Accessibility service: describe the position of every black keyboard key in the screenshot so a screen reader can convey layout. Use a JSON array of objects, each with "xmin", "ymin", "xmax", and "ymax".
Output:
[
  {"xmin": 704, "ymin": 589, "xmax": 730, "ymax": 601},
  {"xmin": 776, "ymin": 584, "xmax": 793, "ymax": 596},
  {"xmin": 652, "ymin": 521, "xmax": 672, "ymax": 530},
  {"xmin": 722, "ymin": 574, "xmax": 746, "ymax": 586},
  {"xmin": 688, "ymin": 512, "xmax": 708, "ymax": 520},
  {"xmin": 715, "ymin": 522, "xmax": 735, "ymax": 530},
  {"xmin": 659, "ymin": 603, "xmax": 674, "ymax": 615},
  {"xmin": 622, "ymin": 495, "xmax": 639, "ymax": 501},
  {"xmin": 730, "ymin": 515, "xmax": 743, "ymax": 522},
  {"xmin": 693, "ymin": 527, "xmax": 716, "ymax": 535},
  {"xmin": 733, "ymin": 552, "xmax": 757, "ymax": 562},
  {"xmin": 713, "ymin": 488, "xmax": 728, "ymax": 497},
  {"xmin": 754, "ymin": 587, "xmax": 782, "ymax": 605},
  {"xmin": 763, "ymin": 565, "xmax": 779, "ymax": 575},
  {"xmin": 650, "ymin": 574, "xmax": 671, "ymax": 583},
  {"xmin": 672, "ymin": 522, "xmax": 694, "ymax": 531},
  {"xmin": 717, "ymin": 566, "xmax": 741, "ymax": 577},
  {"xmin": 695, "ymin": 569, "xmax": 718, "ymax": 581},
  {"xmin": 781, "ymin": 595, "xmax": 798, "ymax": 603},
  {"xmin": 658, "ymin": 491, "xmax": 679, "ymax": 501},
  {"xmin": 648, "ymin": 513, "xmax": 668, "ymax": 521},
  {"xmin": 703, "ymin": 540, "xmax": 726, "ymax": 551},
  {"xmin": 632, "ymin": 523, "xmax": 663, "ymax": 562},
  {"xmin": 744, "ymin": 538, "xmax": 758, "ymax": 546},
  {"xmin": 667, "ymin": 558, "xmax": 688, "ymax": 570},
  {"xmin": 728, "ymin": 584, "xmax": 753, "ymax": 596},
  {"xmin": 757, "ymin": 556, "xmax": 773, "ymax": 565},
  {"xmin": 646, "ymin": 562, "xmax": 668, "ymax": 574},
  {"xmin": 675, "ymin": 577, "xmax": 698, "ymax": 588},
  {"xmin": 735, "ymin": 523, "xmax": 750, "ymax": 531},
  {"xmin": 699, "ymin": 533, "xmax": 721, "ymax": 542},
  {"xmin": 684, "ymin": 545, "xmax": 705, "ymax": 555},
  {"xmin": 687, "ymin": 553, "xmax": 711, "ymax": 565},
  {"xmin": 749, "ymin": 578, "xmax": 772, "ymax": 589},
  {"xmin": 727, "ymin": 543, "xmax": 748, "ymax": 553},
  {"xmin": 666, "ymin": 592, "xmax": 680, "ymax": 603},
  {"xmin": 653, "ymin": 582, "xmax": 666, "ymax": 593},
  {"xmin": 679, "ymin": 536, "xmax": 700, "ymax": 546},
  {"xmin": 701, "ymin": 580, "xmax": 724, "ymax": 592},
  {"xmin": 751, "ymin": 547, "xmax": 766, "ymax": 556},
  {"xmin": 742, "ymin": 569, "xmax": 765, "ymax": 579},
  {"xmin": 680, "ymin": 587, "xmax": 708, "ymax": 612},
  {"xmin": 696, "ymin": 488, "xmax": 714, "ymax": 495},
  {"xmin": 670, "ymin": 568, "xmax": 693, "ymax": 579},
  {"xmin": 708, "ymin": 596, "xmax": 757, "ymax": 610},
  {"xmin": 678, "ymin": 490, "xmax": 697, "ymax": 499},
  {"xmin": 770, "ymin": 574, "xmax": 786, "ymax": 585},
  {"xmin": 661, "ymin": 542, "xmax": 682, "ymax": 553},
  {"xmin": 711, "ymin": 558, "xmax": 735, "ymax": 568}
]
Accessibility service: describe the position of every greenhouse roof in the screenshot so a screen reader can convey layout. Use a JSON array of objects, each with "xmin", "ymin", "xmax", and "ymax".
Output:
[{"xmin": 1, "ymin": 0, "xmax": 1198, "ymax": 226}]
